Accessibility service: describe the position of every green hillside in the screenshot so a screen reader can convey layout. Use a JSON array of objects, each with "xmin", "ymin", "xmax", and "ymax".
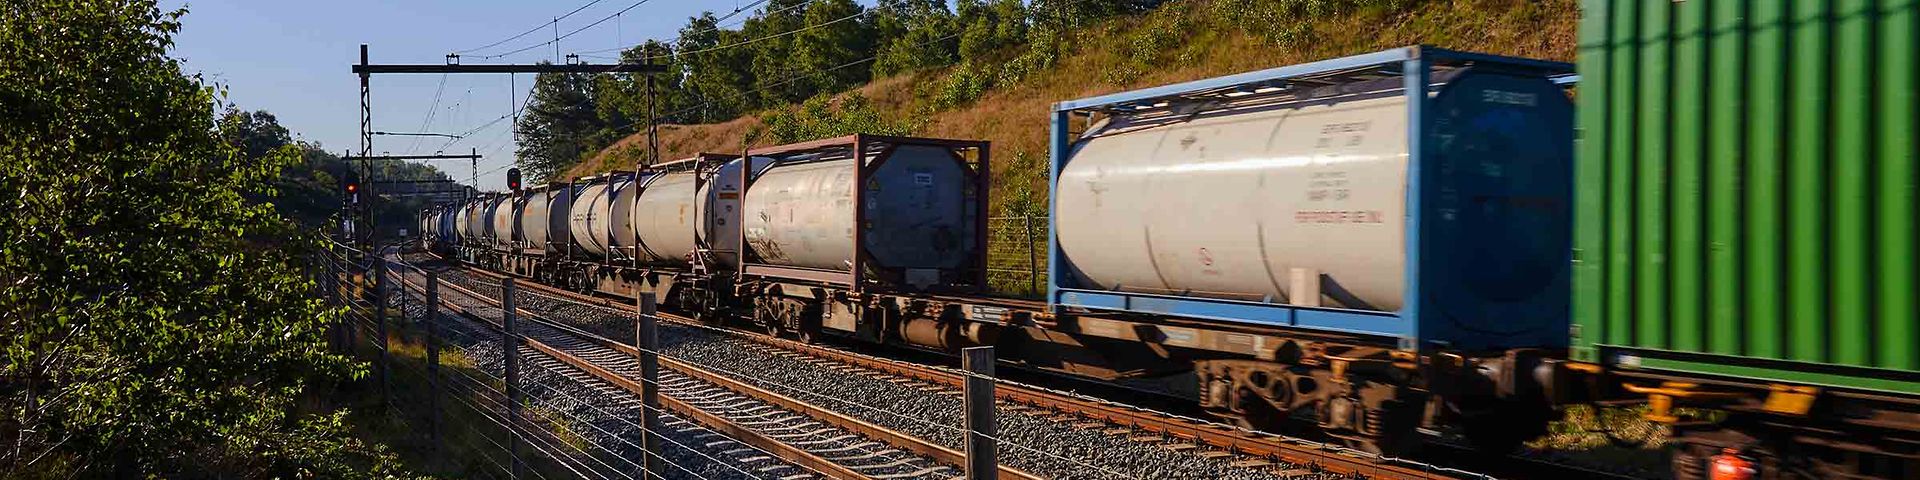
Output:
[{"xmin": 544, "ymin": 0, "xmax": 1577, "ymax": 215}]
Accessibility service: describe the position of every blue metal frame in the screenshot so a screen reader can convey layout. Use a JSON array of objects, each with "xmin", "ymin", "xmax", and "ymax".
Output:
[{"xmin": 1047, "ymin": 45, "xmax": 1575, "ymax": 349}]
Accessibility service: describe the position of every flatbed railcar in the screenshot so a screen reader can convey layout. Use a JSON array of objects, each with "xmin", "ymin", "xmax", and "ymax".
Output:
[
  {"xmin": 422, "ymin": 47, "xmax": 1589, "ymax": 459},
  {"xmin": 407, "ymin": 15, "xmax": 1920, "ymax": 476}
]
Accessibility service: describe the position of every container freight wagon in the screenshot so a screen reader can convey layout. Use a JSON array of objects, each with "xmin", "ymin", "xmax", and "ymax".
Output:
[
  {"xmin": 1049, "ymin": 46, "xmax": 1579, "ymax": 453},
  {"xmin": 1573, "ymin": 0, "xmax": 1918, "ymax": 478}
]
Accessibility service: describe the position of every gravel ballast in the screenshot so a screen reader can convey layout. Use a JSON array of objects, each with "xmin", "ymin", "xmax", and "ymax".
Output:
[{"xmin": 400, "ymin": 255, "xmax": 1333, "ymax": 480}]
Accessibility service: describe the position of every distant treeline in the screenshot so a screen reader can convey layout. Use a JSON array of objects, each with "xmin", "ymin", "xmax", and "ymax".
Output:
[
  {"xmin": 514, "ymin": 0, "xmax": 1165, "ymax": 180},
  {"xmin": 221, "ymin": 109, "xmax": 453, "ymax": 236}
]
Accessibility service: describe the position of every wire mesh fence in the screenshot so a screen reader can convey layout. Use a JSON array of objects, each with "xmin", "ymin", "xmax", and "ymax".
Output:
[{"xmin": 985, "ymin": 216, "xmax": 1047, "ymax": 299}]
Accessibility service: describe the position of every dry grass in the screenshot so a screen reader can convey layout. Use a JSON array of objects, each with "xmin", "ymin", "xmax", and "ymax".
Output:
[{"xmin": 572, "ymin": 0, "xmax": 1578, "ymax": 205}]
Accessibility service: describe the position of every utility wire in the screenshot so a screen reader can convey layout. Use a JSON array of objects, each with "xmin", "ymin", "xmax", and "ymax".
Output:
[
  {"xmin": 616, "ymin": 29, "xmax": 962, "ymax": 134},
  {"xmin": 645, "ymin": 5, "xmax": 869, "ymax": 63},
  {"xmin": 571, "ymin": 0, "xmax": 788, "ymax": 55},
  {"xmin": 476, "ymin": 0, "xmax": 664, "ymax": 60},
  {"xmin": 406, "ymin": 74, "xmax": 449, "ymax": 153},
  {"xmin": 457, "ymin": 0, "xmax": 609, "ymax": 55}
]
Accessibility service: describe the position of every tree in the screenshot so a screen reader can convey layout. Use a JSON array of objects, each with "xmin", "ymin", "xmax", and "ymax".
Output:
[
  {"xmin": 788, "ymin": 0, "xmax": 875, "ymax": 98},
  {"xmin": 743, "ymin": 0, "xmax": 810, "ymax": 107},
  {"xmin": 676, "ymin": 12, "xmax": 756, "ymax": 123},
  {"xmin": 0, "ymin": 0, "xmax": 405, "ymax": 476},
  {"xmin": 220, "ymin": 108, "xmax": 293, "ymax": 160},
  {"xmin": 872, "ymin": 0, "xmax": 958, "ymax": 76},
  {"xmin": 514, "ymin": 64, "xmax": 603, "ymax": 181},
  {"xmin": 598, "ymin": 39, "xmax": 692, "ymax": 156},
  {"xmin": 957, "ymin": 0, "xmax": 1027, "ymax": 61}
]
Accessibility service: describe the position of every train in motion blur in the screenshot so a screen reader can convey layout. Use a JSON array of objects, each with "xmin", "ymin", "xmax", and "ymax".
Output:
[{"xmin": 424, "ymin": 40, "xmax": 1918, "ymax": 479}]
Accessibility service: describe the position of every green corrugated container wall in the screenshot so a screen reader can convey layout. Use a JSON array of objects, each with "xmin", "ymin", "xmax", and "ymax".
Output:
[{"xmin": 1573, "ymin": 0, "xmax": 1918, "ymax": 394}]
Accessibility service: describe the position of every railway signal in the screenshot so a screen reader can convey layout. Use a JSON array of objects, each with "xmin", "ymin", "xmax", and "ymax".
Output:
[{"xmin": 506, "ymin": 167, "xmax": 521, "ymax": 191}]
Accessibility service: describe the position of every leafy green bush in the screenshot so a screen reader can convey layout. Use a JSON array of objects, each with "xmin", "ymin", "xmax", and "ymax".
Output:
[
  {"xmin": 762, "ymin": 93, "xmax": 921, "ymax": 143},
  {"xmin": 933, "ymin": 62, "xmax": 997, "ymax": 109},
  {"xmin": 0, "ymin": 1, "xmax": 407, "ymax": 476}
]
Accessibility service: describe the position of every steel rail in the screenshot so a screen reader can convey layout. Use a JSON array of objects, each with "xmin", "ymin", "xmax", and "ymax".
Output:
[
  {"xmin": 398, "ymin": 267, "xmax": 1034, "ymax": 480},
  {"xmin": 398, "ymin": 273, "xmax": 872, "ymax": 480},
  {"xmin": 432, "ymin": 258, "xmax": 1473, "ymax": 480}
]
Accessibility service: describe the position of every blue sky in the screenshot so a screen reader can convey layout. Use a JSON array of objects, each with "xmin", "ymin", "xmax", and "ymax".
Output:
[{"xmin": 165, "ymin": 0, "xmax": 795, "ymax": 189}]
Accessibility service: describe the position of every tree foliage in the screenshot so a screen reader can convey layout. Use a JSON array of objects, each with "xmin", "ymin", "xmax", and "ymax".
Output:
[
  {"xmin": 0, "ymin": 1, "xmax": 405, "ymax": 476},
  {"xmin": 514, "ymin": 64, "xmax": 601, "ymax": 181},
  {"xmin": 219, "ymin": 109, "xmax": 453, "ymax": 234},
  {"xmin": 514, "ymin": 0, "xmax": 1179, "ymax": 176}
]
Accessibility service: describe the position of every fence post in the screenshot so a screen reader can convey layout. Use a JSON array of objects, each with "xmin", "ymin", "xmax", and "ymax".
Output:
[
  {"xmin": 502, "ymin": 277, "xmax": 524, "ymax": 479},
  {"xmin": 963, "ymin": 346, "xmax": 997, "ymax": 480},
  {"xmin": 397, "ymin": 264, "xmax": 408, "ymax": 331},
  {"xmin": 1023, "ymin": 216, "xmax": 1040, "ymax": 297},
  {"xmin": 324, "ymin": 254, "xmax": 342, "ymax": 353},
  {"xmin": 425, "ymin": 274, "xmax": 442, "ymax": 464},
  {"xmin": 344, "ymin": 257, "xmax": 360, "ymax": 350},
  {"xmin": 636, "ymin": 293, "xmax": 663, "ymax": 480},
  {"xmin": 374, "ymin": 258, "xmax": 390, "ymax": 410}
]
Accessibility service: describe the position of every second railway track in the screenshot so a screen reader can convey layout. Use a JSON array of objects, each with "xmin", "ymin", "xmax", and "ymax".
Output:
[
  {"xmin": 401, "ymin": 252, "xmax": 1506, "ymax": 480},
  {"xmin": 392, "ymin": 258, "xmax": 1036, "ymax": 480}
]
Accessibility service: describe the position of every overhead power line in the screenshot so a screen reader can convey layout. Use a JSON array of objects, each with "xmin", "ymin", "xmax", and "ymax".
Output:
[
  {"xmin": 456, "ymin": 0, "xmax": 609, "ymax": 55},
  {"xmin": 650, "ymin": 5, "xmax": 869, "ymax": 62},
  {"xmin": 571, "ymin": 0, "xmax": 792, "ymax": 56},
  {"xmin": 475, "ymin": 0, "xmax": 663, "ymax": 60},
  {"xmin": 609, "ymin": 28, "xmax": 962, "ymax": 137}
]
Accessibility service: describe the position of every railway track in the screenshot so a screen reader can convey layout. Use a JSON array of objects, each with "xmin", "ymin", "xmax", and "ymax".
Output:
[
  {"xmin": 410, "ymin": 254, "xmax": 1499, "ymax": 480},
  {"xmin": 393, "ymin": 259, "xmax": 1039, "ymax": 480}
]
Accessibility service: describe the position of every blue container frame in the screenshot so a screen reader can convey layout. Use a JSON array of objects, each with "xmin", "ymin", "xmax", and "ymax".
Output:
[{"xmin": 1047, "ymin": 45, "xmax": 1576, "ymax": 351}]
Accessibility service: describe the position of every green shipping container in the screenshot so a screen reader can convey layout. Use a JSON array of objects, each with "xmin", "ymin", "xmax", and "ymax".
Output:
[{"xmin": 1573, "ymin": 0, "xmax": 1919, "ymax": 395}]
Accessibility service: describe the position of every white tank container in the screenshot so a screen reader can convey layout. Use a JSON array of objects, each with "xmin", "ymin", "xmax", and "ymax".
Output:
[
  {"xmin": 438, "ymin": 207, "xmax": 458, "ymax": 244},
  {"xmin": 1056, "ymin": 95, "xmax": 1410, "ymax": 311},
  {"xmin": 741, "ymin": 159, "xmax": 856, "ymax": 270},
  {"xmin": 518, "ymin": 189, "xmax": 552, "ymax": 251},
  {"xmin": 567, "ymin": 176, "xmax": 637, "ymax": 259},
  {"xmin": 632, "ymin": 171, "xmax": 699, "ymax": 264},
  {"xmin": 467, "ymin": 199, "xmax": 489, "ymax": 244},
  {"xmin": 741, "ymin": 145, "xmax": 974, "ymax": 273},
  {"xmin": 453, "ymin": 204, "xmax": 471, "ymax": 240},
  {"xmin": 480, "ymin": 196, "xmax": 503, "ymax": 243},
  {"xmin": 703, "ymin": 157, "xmax": 767, "ymax": 268},
  {"xmin": 490, "ymin": 195, "xmax": 517, "ymax": 249}
]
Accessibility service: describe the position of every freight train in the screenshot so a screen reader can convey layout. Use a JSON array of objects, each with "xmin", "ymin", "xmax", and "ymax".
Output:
[{"xmin": 420, "ymin": 40, "xmax": 1917, "ymax": 479}]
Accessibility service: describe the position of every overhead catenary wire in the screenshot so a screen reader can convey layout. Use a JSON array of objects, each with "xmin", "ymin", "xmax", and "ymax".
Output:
[
  {"xmin": 612, "ymin": 28, "xmax": 963, "ymax": 134},
  {"xmin": 571, "ymin": 0, "xmax": 790, "ymax": 56},
  {"xmin": 429, "ymin": 0, "xmax": 954, "ymax": 189},
  {"xmin": 638, "ymin": 3, "xmax": 869, "ymax": 63},
  {"xmin": 475, "ymin": 0, "xmax": 664, "ymax": 61},
  {"xmin": 456, "ymin": 0, "xmax": 609, "ymax": 55},
  {"xmin": 405, "ymin": 74, "xmax": 450, "ymax": 153}
]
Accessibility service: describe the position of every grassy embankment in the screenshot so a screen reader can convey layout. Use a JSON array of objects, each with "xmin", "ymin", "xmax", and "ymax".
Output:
[
  {"xmin": 570, "ymin": 0, "xmax": 1578, "ymax": 216},
  {"xmin": 322, "ymin": 277, "xmax": 596, "ymax": 478}
]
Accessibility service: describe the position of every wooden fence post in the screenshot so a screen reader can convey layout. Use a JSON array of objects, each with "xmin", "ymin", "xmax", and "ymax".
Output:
[
  {"xmin": 963, "ymin": 346, "xmax": 998, "ymax": 480},
  {"xmin": 425, "ymin": 274, "xmax": 442, "ymax": 463},
  {"xmin": 374, "ymin": 258, "xmax": 389, "ymax": 410},
  {"xmin": 637, "ymin": 293, "xmax": 663, "ymax": 480},
  {"xmin": 502, "ymin": 277, "xmax": 523, "ymax": 479}
]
